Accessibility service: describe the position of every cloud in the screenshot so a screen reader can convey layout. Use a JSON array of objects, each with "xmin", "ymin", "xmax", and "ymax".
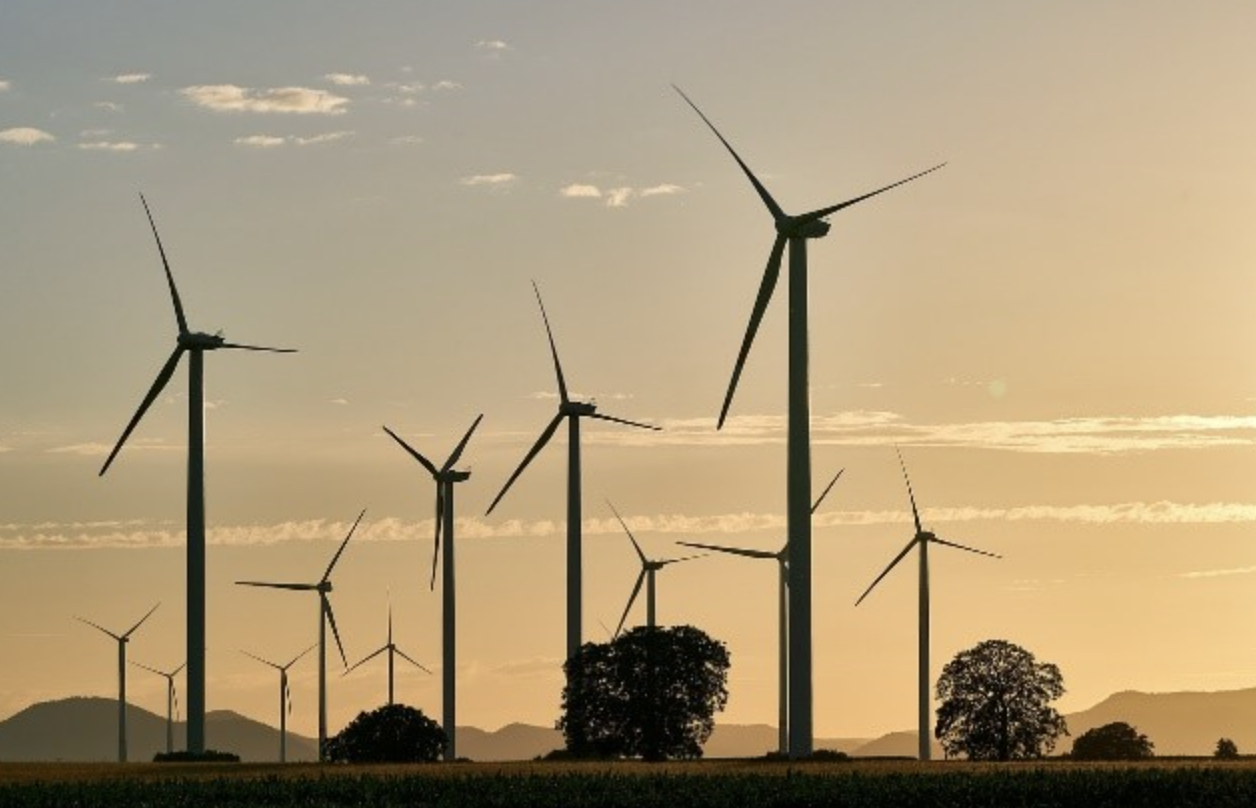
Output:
[
  {"xmin": 389, "ymin": 135, "xmax": 424, "ymax": 146},
  {"xmin": 110, "ymin": 73, "xmax": 151, "ymax": 84},
  {"xmin": 93, "ymin": 101, "xmax": 123, "ymax": 112},
  {"xmin": 79, "ymin": 140, "xmax": 141, "ymax": 152},
  {"xmin": 639, "ymin": 183, "xmax": 685, "ymax": 197},
  {"xmin": 460, "ymin": 173, "xmax": 518, "ymax": 189},
  {"xmin": 329, "ymin": 398, "xmax": 349, "ymax": 406},
  {"xmin": 1178, "ymin": 565, "xmax": 1256, "ymax": 580},
  {"xmin": 0, "ymin": 127, "xmax": 55, "ymax": 146},
  {"xmin": 181, "ymin": 85, "xmax": 349, "ymax": 115},
  {"xmin": 605, "ymin": 187, "xmax": 634, "ymax": 208},
  {"xmin": 559, "ymin": 184, "xmax": 602, "ymax": 199},
  {"xmin": 432, "ymin": 80, "xmax": 462, "ymax": 91},
  {"xmin": 294, "ymin": 131, "xmax": 351, "ymax": 146},
  {"xmin": 0, "ymin": 80, "xmax": 10, "ymax": 92},
  {"xmin": 324, "ymin": 73, "xmax": 369, "ymax": 86},
  {"xmin": 235, "ymin": 135, "xmax": 286, "ymax": 148},
  {"xmin": 559, "ymin": 182, "xmax": 686, "ymax": 208},
  {"xmin": 233, "ymin": 131, "xmax": 352, "ymax": 148},
  {"xmin": 474, "ymin": 39, "xmax": 511, "ymax": 53}
]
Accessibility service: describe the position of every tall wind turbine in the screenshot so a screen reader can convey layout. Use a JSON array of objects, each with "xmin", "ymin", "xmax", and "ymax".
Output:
[
  {"xmin": 99, "ymin": 194, "xmax": 295, "ymax": 755},
  {"xmin": 75, "ymin": 602, "xmax": 160, "ymax": 762},
  {"xmin": 241, "ymin": 644, "xmax": 315, "ymax": 763},
  {"xmin": 237, "ymin": 509, "xmax": 364, "ymax": 761},
  {"xmin": 486, "ymin": 282, "xmax": 658, "ymax": 664},
  {"xmin": 383, "ymin": 414, "xmax": 480, "ymax": 761},
  {"xmin": 680, "ymin": 467, "xmax": 844, "ymax": 755},
  {"xmin": 131, "ymin": 658, "xmax": 186, "ymax": 756},
  {"xmin": 675, "ymin": 85, "xmax": 943, "ymax": 757},
  {"xmin": 344, "ymin": 599, "xmax": 432, "ymax": 707},
  {"xmin": 855, "ymin": 450, "xmax": 1000, "ymax": 760},
  {"xmin": 607, "ymin": 501, "xmax": 703, "ymax": 637}
]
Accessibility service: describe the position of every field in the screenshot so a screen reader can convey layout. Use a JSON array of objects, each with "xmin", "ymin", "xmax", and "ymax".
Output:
[{"xmin": 1, "ymin": 759, "xmax": 1255, "ymax": 807}]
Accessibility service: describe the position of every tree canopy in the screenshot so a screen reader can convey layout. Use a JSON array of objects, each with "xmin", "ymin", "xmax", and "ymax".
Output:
[
  {"xmin": 558, "ymin": 625, "xmax": 730, "ymax": 761},
  {"xmin": 1070, "ymin": 721, "xmax": 1154, "ymax": 760},
  {"xmin": 1215, "ymin": 737, "xmax": 1240, "ymax": 760},
  {"xmin": 324, "ymin": 703, "xmax": 446, "ymax": 763},
  {"xmin": 935, "ymin": 639, "xmax": 1068, "ymax": 760}
]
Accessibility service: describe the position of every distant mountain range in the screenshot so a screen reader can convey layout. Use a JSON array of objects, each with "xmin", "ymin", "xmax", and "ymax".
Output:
[{"xmin": 3, "ymin": 687, "xmax": 1253, "ymax": 761}]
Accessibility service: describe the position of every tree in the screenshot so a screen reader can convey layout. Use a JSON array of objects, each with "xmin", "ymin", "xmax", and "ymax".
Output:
[
  {"xmin": 558, "ymin": 625, "xmax": 730, "ymax": 761},
  {"xmin": 1070, "ymin": 721, "xmax": 1154, "ymax": 760},
  {"xmin": 1215, "ymin": 737, "xmax": 1240, "ymax": 759},
  {"xmin": 935, "ymin": 639, "xmax": 1068, "ymax": 760},
  {"xmin": 324, "ymin": 703, "xmax": 446, "ymax": 763}
]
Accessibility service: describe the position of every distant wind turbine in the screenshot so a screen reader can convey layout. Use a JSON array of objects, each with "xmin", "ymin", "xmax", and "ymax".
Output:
[
  {"xmin": 99, "ymin": 194, "xmax": 295, "ymax": 755},
  {"xmin": 680, "ymin": 467, "xmax": 844, "ymax": 755},
  {"xmin": 855, "ymin": 450, "xmax": 999, "ymax": 761},
  {"xmin": 606, "ymin": 501, "xmax": 703, "ymax": 637},
  {"xmin": 237, "ymin": 509, "xmax": 365, "ymax": 761},
  {"xmin": 486, "ymin": 282, "xmax": 659, "ymax": 664},
  {"xmin": 675, "ymin": 84, "xmax": 943, "ymax": 757},
  {"xmin": 241, "ymin": 644, "xmax": 315, "ymax": 763},
  {"xmin": 383, "ymin": 414, "xmax": 481, "ymax": 761},
  {"xmin": 344, "ymin": 599, "xmax": 431, "ymax": 707},
  {"xmin": 75, "ymin": 602, "xmax": 160, "ymax": 762},
  {"xmin": 131, "ymin": 658, "xmax": 186, "ymax": 756}
]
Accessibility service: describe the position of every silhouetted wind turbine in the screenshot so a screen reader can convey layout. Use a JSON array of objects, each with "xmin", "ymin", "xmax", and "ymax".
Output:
[
  {"xmin": 99, "ymin": 194, "xmax": 295, "ymax": 755},
  {"xmin": 237, "ymin": 509, "xmax": 364, "ymax": 761},
  {"xmin": 486, "ymin": 282, "xmax": 659, "ymax": 664},
  {"xmin": 75, "ymin": 602, "xmax": 160, "ymax": 762},
  {"xmin": 675, "ymin": 85, "xmax": 943, "ymax": 757},
  {"xmin": 383, "ymin": 415, "xmax": 480, "ymax": 761},
  {"xmin": 607, "ymin": 501, "xmax": 703, "ymax": 637},
  {"xmin": 131, "ymin": 658, "xmax": 186, "ymax": 755},
  {"xmin": 680, "ymin": 467, "xmax": 843, "ymax": 755},
  {"xmin": 241, "ymin": 644, "xmax": 315, "ymax": 763},
  {"xmin": 344, "ymin": 599, "xmax": 431, "ymax": 707},
  {"xmin": 855, "ymin": 450, "xmax": 999, "ymax": 761}
]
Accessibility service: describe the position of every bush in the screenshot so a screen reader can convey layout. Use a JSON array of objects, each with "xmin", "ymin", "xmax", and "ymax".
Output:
[
  {"xmin": 324, "ymin": 703, "xmax": 446, "ymax": 763},
  {"xmin": 153, "ymin": 749, "xmax": 240, "ymax": 763},
  {"xmin": 1216, "ymin": 737, "xmax": 1240, "ymax": 759},
  {"xmin": 1071, "ymin": 722, "xmax": 1154, "ymax": 761}
]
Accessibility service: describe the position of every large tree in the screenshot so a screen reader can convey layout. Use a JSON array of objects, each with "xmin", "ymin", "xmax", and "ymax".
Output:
[
  {"xmin": 1070, "ymin": 721, "xmax": 1154, "ymax": 760},
  {"xmin": 559, "ymin": 625, "xmax": 730, "ymax": 761},
  {"xmin": 324, "ymin": 704, "xmax": 446, "ymax": 763},
  {"xmin": 935, "ymin": 639, "xmax": 1067, "ymax": 760}
]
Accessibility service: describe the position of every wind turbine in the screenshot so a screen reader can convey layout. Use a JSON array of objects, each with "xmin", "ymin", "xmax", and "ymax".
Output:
[
  {"xmin": 241, "ymin": 644, "xmax": 315, "ymax": 763},
  {"xmin": 236, "ymin": 509, "xmax": 364, "ymax": 761},
  {"xmin": 99, "ymin": 194, "xmax": 295, "ymax": 755},
  {"xmin": 674, "ymin": 85, "xmax": 943, "ymax": 757},
  {"xmin": 343, "ymin": 599, "xmax": 432, "ymax": 707},
  {"xmin": 606, "ymin": 501, "xmax": 703, "ymax": 637},
  {"xmin": 680, "ymin": 467, "xmax": 844, "ymax": 756},
  {"xmin": 75, "ymin": 602, "xmax": 160, "ymax": 762},
  {"xmin": 131, "ymin": 658, "xmax": 186, "ymax": 756},
  {"xmin": 855, "ymin": 450, "xmax": 1000, "ymax": 761},
  {"xmin": 382, "ymin": 414, "xmax": 480, "ymax": 761},
  {"xmin": 486, "ymin": 282, "xmax": 659, "ymax": 664}
]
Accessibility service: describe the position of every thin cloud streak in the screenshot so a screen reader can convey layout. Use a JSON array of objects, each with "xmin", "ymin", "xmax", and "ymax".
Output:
[
  {"xmin": 0, "ymin": 127, "xmax": 55, "ymax": 145},
  {"xmin": 181, "ymin": 85, "xmax": 349, "ymax": 115},
  {"xmin": 110, "ymin": 73, "xmax": 151, "ymax": 84},
  {"xmin": 460, "ymin": 173, "xmax": 518, "ymax": 188}
]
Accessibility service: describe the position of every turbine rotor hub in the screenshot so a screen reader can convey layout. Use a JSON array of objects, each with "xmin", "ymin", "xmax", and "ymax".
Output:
[
  {"xmin": 561, "ymin": 401, "xmax": 596, "ymax": 417},
  {"xmin": 437, "ymin": 470, "xmax": 471, "ymax": 483},
  {"xmin": 777, "ymin": 217, "xmax": 831, "ymax": 239}
]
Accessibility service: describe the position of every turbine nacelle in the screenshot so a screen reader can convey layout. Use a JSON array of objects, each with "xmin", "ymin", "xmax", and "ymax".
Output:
[
  {"xmin": 560, "ymin": 400, "xmax": 597, "ymax": 417},
  {"xmin": 437, "ymin": 469, "xmax": 472, "ymax": 484},
  {"xmin": 777, "ymin": 217, "xmax": 831, "ymax": 239},
  {"xmin": 177, "ymin": 331, "xmax": 227, "ymax": 350}
]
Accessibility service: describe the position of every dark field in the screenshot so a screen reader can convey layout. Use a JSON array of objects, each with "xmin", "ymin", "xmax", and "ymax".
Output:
[{"xmin": 2, "ymin": 759, "xmax": 1255, "ymax": 807}]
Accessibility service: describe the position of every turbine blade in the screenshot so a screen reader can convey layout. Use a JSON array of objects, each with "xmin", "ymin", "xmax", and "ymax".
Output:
[
  {"xmin": 344, "ymin": 645, "xmax": 387, "ymax": 676},
  {"xmin": 659, "ymin": 553, "xmax": 705, "ymax": 566},
  {"xmin": 285, "ymin": 643, "xmax": 318, "ymax": 670},
  {"xmin": 930, "ymin": 536, "xmax": 1002, "ymax": 560},
  {"xmin": 485, "ymin": 413, "xmax": 564, "ymax": 515},
  {"xmin": 718, "ymin": 235, "xmax": 786, "ymax": 430},
  {"xmin": 607, "ymin": 500, "xmax": 647, "ymax": 564},
  {"xmin": 394, "ymin": 647, "xmax": 432, "ymax": 674},
  {"xmin": 323, "ymin": 509, "xmax": 366, "ymax": 582},
  {"xmin": 235, "ymin": 581, "xmax": 317, "ymax": 591},
  {"xmin": 75, "ymin": 616, "xmax": 121, "ymax": 641},
  {"xmin": 587, "ymin": 412, "xmax": 660, "ymax": 431},
  {"xmin": 797, "ymin": 164, "xmax": 946, "ymax": 224},
  {"xmin": 285, "ymin": 682, "xmax": 292, "ymax": 715},
  {"xmin": 241, "ymin": 649, "xmax": 281, "ymax": 669},
  {"xmin": 387, "ymin": 598, "xmax": 393, "ymax": 646},
  {"xmin": 811, "ymin": 468, "xmax": 845, "ymax": 514},
  {"xmin": 441, "ymin": 413, "xmax": 484, "ymax": 473},
  {"xmin": 677, "ymin": 540, "xmax": 776, "ymax": 560},
  {"xmin": 99, "ymin": 346, "xmax": 185, "ymax": 476},
  {"xmin": 218, "ymin": 342, "xmax": 297, "ymax": 353},
  {"xmin": 381, "ymin": 426, "xmax": 439, "ymax": 477},
  {"xmin": 172, "ymin": 661, "xmax": 187, "ymax": 676},
  {"xmin": 122, "ymin": 602, "xmax": 160, "ymax": 639},
  {"xmin": 139, "ymin": 194, "xmax": 188, "ymax": 335},
  {"xmin": 532, "ymin": 281, "xmax": 569, "ymax": 404},
  {"xmin": 896, "ymin": 448, "xmax": 923, "ymax": 535},
  {"xmin": 130, "ymin": 660, "xmax": 164, "ymax": 676},
  {"xmin": 614, "ymin": 570, "xmax": 647, "ymax": 639},
  {"xmin": 431, "ymin": 489, "xmax": 443, "ymax": 591},
  {"xmin": 671, "ymin": 85, "xmax": 786, "ymax": 222},
  {"xmin": 324, "ymin": 597, "xmax": 348, "ymax": 668},
  {"xmin": 855, "ymin": 537, "xmax": 919, "ymax": 606}
]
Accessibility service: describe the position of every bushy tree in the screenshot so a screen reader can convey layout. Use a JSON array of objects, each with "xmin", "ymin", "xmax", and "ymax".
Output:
[
  {"xmin": 324, "ymin": 703, "xmax": 446, "ymax": 763},
  {"xmin": 559, "ymin": 625, "xmax": 730, "ymax": 761},
  {"xmin": 1070, "ymin": 721, "xmax": 1154, "ymax": 760},
  {"xmin": 935, "ymin": 639, "xmax": 1068, "ymax": 760},
  {"xmin": 1215, "ymin": 737, "xmax": 1240, "ymax": 759}
]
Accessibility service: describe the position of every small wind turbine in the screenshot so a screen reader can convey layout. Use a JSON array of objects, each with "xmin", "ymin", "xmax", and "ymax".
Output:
[
  {"xmin": 606, "ymin": 501, "xmax": 703, "ymax": 637},
  {"xmin": 237, "ymin": 509, "xmax": 365, "ymax": 762},
  {"xmin": 855, "ymin": 450, "xmax": 1000, "ymax": 761},
  {"xmin": 486, "ymin": 282, "xmax": 659, "ymax": 664},
  {"xmin": 675, "ymin": 84, "xmax": 943, "ymax": 757},
  {"xmin": 131, "ymin": 659, "xmax": 186, "ymax": 756},
  {"xmin": 75, "ymin": 602, "xmax": 160, "ymax": 762},
  {"xmin": 383, "ymin": 414, "xmax": 480, "ymax": 761},
  {"xmin": 680, "ymin": 468, "xmax": 843, "ymax": 756},
  {"xmin": 100, "ymin": 194, "xmax": 295, "ymax": 755},
  {"xmin": 344, "ymin": 599, "xmax": 431, "ymax": 707},
  {"xmin": 241, "ymin": 644, "xmax": 315, "ymax": 763}
]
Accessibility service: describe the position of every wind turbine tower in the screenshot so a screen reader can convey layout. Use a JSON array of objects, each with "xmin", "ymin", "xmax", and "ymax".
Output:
[
  {"xmin": 75, "ymin": 602, "xmax": 160, "ymax": 762},
  {"xmin": 344, "ymin": 598, "xmax": 432, "ymax": 707},
  {"xmin": 606, "ymin": 501, "xmax": 703, "ymax": 637},
  {"xmin": 131, "ymin": 658, "xmax": 186, "ymax": 756},
  {"xmin": 242, "ymin": 645, "xmax": 315, "ymax": 763}
]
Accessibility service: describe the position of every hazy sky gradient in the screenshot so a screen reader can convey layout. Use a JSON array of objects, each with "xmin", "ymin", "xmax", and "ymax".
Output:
[{"xmin": 2, "ymin": 1, "xmax": 1254, "ymax": 740}]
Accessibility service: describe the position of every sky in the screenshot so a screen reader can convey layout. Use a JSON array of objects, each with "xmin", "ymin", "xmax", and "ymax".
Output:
[{"xmin": 1, "ymin": 1, "xmax": 1255, "ymax": 744}]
